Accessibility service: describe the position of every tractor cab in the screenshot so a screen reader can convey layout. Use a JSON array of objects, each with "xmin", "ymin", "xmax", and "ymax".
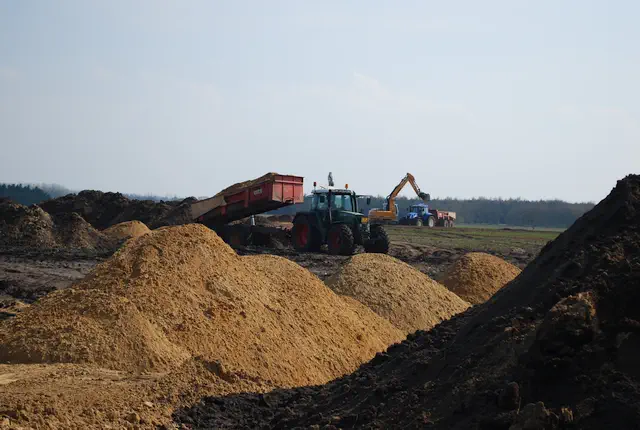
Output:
[
  {"xmin": 408, "ymin": 203, "xmax": 429, "ymax": 217},
  {"xmin": 311, "ymin": 188, "xmax": 359, "ymax": 215},
  {"xmin": 402, "ymin": 203, "xmax": 435, "ymax": 227}
]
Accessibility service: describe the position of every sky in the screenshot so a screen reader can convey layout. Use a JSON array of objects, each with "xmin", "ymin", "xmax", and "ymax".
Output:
[{"xmin": 0, "ymin": 1, "xmax": 638, "ymax": 203}]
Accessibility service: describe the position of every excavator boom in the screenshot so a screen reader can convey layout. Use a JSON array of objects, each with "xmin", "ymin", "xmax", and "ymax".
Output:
[{"xmin": 369, "ymin": 173, "xmax": 430, "ymax": 223}]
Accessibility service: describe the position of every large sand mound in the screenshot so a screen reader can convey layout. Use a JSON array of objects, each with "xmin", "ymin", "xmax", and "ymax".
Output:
[
  {"xmin": 103, "ymin": 220, "xmax": 151, "ymax": 240},
  {"xmin": 326, "ymin": 253, "xmax": 470, "ymax": 334},
  {"xmin": 0, "ymin": 224, "xmax": 402, "ymax": 387},
  {"xmin": 441, "ymin": 252, "xmax": 521, "ymax": 304}
]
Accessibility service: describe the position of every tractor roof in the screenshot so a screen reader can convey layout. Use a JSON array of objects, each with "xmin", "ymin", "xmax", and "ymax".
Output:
[{"xmin": 312, "ymin": 187, "xmax": 353, "ymax": 195}]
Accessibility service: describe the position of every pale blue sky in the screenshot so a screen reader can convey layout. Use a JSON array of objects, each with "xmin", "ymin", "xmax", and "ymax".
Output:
[{"xmin": 1, "ymin": 1, "xmax": 638, "ymax": 202}]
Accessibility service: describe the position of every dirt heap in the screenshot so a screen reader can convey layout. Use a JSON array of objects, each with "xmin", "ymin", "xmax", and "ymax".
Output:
[
  {"xmin": 0, "ymin": 201, "xmax": 56, "ymax": 247},
  {"xmin": 175, "ymin": 175, "xmax": 640, "ymax": 430},
  {"xmin": 39, "ymin": 190, "xmax": 194, "ymax": 230},
  {"xmin": 0, "ymin": 201, "xmax": 114, "ymax": 250},
  {"xmin": 103, "ymin": 220, "xmax": 151, "ymax": 240},
  {"xmin": 327, "ymin": 253, "xmax": 470, "ymax": 334},
  {"xmin": 52, "ymin": 212, "xmax": 115, "ymax": 250},
  {"xmin": 441, "ymin": 252, "xmax": 522, "ymax": 305},
  {"xmin": 0, "ymin": 224, "xmax": 402, "ymax": 382}
]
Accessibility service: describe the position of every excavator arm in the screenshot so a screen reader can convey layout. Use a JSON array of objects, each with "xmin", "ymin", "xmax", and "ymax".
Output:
[
  {"xmin": 369, "ymin": 173, "xmax": 430, "ymax": 222},
  {"xmin": 386, "ymin": 174, "xmax": 429, "ymax": 214}
]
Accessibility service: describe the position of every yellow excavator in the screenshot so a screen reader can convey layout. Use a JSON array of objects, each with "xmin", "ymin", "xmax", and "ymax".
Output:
[{"xmin": 368, "ymin": 173, "xmax": 430, "ymax": 224}]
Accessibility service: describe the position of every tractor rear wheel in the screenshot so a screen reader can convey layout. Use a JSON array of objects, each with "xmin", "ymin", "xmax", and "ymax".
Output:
[
  {"xmin": 327, "ymin": 224, "xmax": 355, "ymax": 256},
  {"xmin": 292, "ymin": 219, "xmax": 321, "ymax": 252},
  {"xmin": 365, "ymin": 225, "xmax": 390, "ymax": 254},
  {"xmin": 427, "ymin": 217, "xmax": 435, "ymax": 228}
]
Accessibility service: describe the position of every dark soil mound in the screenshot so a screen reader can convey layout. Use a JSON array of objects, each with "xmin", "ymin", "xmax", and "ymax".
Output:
[
  {"xmin": 0, "ymin": 201, "xmax": 118, "ymax": 251},
  {"xmin": 174, "ymin": 174, "xmax": 640, "ymax": 429},
  {"xmin": 0, "ymin": 201, "xmax": 56, "ymax": 247},
  {"xmin": 40, "ymin": 191, "xmax": 194, "ymax": 230}
]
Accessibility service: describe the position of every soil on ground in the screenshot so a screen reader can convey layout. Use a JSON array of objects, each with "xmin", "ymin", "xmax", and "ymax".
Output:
[{"xmin": 173, "ymin": 175, "xmax": 640, "ymax": 430}]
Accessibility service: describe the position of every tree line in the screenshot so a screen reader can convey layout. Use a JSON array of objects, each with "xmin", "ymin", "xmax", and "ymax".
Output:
[{"xmin": 0, "ymin": 184, "xmax": 51, "ymax": 206}]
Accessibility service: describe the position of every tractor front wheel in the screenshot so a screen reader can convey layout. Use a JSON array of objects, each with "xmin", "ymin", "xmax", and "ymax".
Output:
[
  {"xmin": 327, "ymin": 224, "xmax": 355, "ymax": 256},
  {"xmin": 415, "ymin": 218, "xmax": 423, "ymax": 227},
  {"xmin": 364, "ymin": 225, "xmax": 390, "ymax": 254}
]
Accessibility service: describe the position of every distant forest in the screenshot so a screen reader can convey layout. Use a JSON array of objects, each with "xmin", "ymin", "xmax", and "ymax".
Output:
[
  {"xmin": 1, "ymin": 183, "xmax": 594, "ymax": 229},
  {"xmin": 0, "ymin": 184, "xmax": 52, "ymax": 206}
]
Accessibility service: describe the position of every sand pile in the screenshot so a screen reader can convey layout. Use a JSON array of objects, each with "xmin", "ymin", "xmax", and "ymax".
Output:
[
  {"xmin": 441, "ymin": 252, "xmax": 521, "ymax": 304},
  {"xmin": 0, "ymin": 358, "xmax": 274, "ymax": 430},
  {"xmin": 326, "ymin": 253, "xmax": 470, "ymax": 334},
  {"xmin": 103, "ymin": 220, "xmax": 151, "ymax": 240},
  {"xmin": 0, "ymin": 224, "xmax": 402, "ymax": 385},
  {"xmin": 214, "ymin": 172, "xmax": 277, "ymax": 197},
  {"xmin": 179, "ymin": 175, "xmax": 640, "ymax": 429}
]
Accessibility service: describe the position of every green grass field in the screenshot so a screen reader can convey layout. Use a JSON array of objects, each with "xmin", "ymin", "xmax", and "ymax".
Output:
[{"xmin": 386, "ymin": 225, "xmax": 561, "ymax": 257}]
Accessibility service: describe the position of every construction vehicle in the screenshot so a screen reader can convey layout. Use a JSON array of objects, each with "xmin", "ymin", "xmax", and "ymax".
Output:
[
  {"xmin": 190, "ymin": 173, "xmax": 305, "ymax": 246},
  {"xmin": 368, "ymin": 173, "xmax": 430, "ymax": 224},
  {"xmin": 291, "ymin": 176, "xmax": 390, "ymax": 255},
  {"xmin": 400, "ymin": 203, "xmax": 457, "ymax": 227}
]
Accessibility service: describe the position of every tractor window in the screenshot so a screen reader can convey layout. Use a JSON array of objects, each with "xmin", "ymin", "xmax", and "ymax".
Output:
[
  {"xmin": 331, "ymin": 194, "xmax": 353, "ymax": 211},
  {"xmin": 312, "ymin": 194, "xmax": 328, "ymax": 210}
]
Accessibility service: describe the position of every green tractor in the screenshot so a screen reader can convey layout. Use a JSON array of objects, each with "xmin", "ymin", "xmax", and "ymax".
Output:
[{"xmin": 291, "ymin": 186, "xmax": 390, "ymax": 255}]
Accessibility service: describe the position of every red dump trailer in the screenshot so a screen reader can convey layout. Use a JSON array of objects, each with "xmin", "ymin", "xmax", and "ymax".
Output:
[
  {"xmin": 429, "ymin": 209, "xmax": 456, "ymax": 227},
  {"xmin": 189, "ymin": 173, "xmax": 304, "ymax": 246}
]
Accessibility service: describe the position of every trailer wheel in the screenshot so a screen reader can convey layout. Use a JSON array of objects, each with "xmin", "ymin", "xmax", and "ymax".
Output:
[
  {"xmin": 365, "ymin": 225, "xmax": 390, "ymax": 254},
  {"xmin": 415, "ymin": 218, "xmax": 423, "ymax": 227},
  {"xmin": 427, "ymin": 217, "xmax": 435, "ymax": 228},
  {"xmin": 444, "ymin": 220, "xmax": 450, "ymax": 228},
  {"xmin": 225, "ymin": 226, "xmax": 248, "ymax": 247},
  {"xmin": 450, "ymin": 220, "xmax": 455, "ymax": 228},
  {"xmin": 292, "ymin": 219, "xmax": 321, "ymax": 252}
]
